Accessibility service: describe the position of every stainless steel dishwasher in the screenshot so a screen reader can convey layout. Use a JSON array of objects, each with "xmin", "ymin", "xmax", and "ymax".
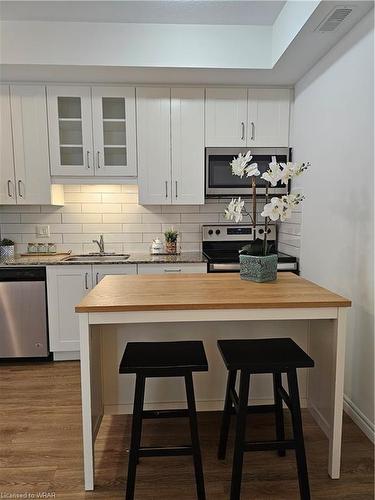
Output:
[{"xmin": 0, "ymin": 267, "xmax": 49, "ymax": 359}]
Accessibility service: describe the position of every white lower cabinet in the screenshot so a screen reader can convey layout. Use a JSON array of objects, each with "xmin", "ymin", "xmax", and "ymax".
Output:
[
  {"xmin": 92, "ymin": 264, "xmax": 137, "ymax": 285},
  {"xmin": 47, "ymin": 264, "xmax": 138, "ymax": 358},
  {"xmin": 47, "ymin": 265, "xmax": 93, "ymax": 354},
  {"xmin": 137, "ymin": 263, "xmax": 207, "ymax": 274}
]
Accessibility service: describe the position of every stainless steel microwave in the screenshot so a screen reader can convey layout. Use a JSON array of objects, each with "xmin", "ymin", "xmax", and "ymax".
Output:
[{"xmin": 205, "ymin": 147, "xmax": 290, "ymax": 197}]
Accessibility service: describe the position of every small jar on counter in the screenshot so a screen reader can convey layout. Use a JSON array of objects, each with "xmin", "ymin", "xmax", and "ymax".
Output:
[
  {"xmin": 47, "ymin": 243, "xmax": 57, "ymax": 254},
  {"xmin": 27, "ymin": 242, "xmax": 38, "ymax": 254}
]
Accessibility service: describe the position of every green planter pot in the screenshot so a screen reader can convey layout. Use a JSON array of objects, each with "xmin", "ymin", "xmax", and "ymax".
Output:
[{"xmin": 239, "ymin": 253, "xmax": 278, "ymax": 283}]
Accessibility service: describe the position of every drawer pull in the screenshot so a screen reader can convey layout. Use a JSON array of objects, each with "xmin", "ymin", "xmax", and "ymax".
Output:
[{"xmin": 164, "ymin": 269, "xmax": 182, "ymax": 273}]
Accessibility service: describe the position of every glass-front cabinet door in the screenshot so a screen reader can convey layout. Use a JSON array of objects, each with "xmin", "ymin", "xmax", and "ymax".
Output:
[
  {"xmin": 92, "ymin": 87, "xmax": 137, "ymax": 176},
  {"xmin": 47, "ymin": 86, "xmax": 93, "ymax": 176}
]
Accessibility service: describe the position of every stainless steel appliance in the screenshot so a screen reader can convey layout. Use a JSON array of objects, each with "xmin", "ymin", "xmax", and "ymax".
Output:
[
  {"xmin": 0, "ymin": 267, "xmax": 49, "ymax": 358},
  {"xmin": 205, "ymin": 147, "xmax": 290, "ymax": 197},
  {"xmin": 202, "ymin": 224, "xmax": 298, "ymax": 273}
]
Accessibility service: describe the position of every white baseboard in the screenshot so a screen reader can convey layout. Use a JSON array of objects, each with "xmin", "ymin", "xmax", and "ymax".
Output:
[
  {"xmin": 104, "ymin": 397, "xmax": 308, "ymax": 415},
  {"xmin": 308, "ymin": 402, "xmax": 330, "ymax": 438},
  {"xmin": 343, "ymin": 395, "xmax": 375, "ymax": 443},
  {"xmin": 53, "ymin": 351, "xmax": 80, "ymax": 361}
]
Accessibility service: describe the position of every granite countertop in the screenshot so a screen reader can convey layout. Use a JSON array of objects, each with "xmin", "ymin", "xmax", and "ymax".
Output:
[{"xmin": 0, "ymin": 252, "xmax": 207, "ymax": 267}]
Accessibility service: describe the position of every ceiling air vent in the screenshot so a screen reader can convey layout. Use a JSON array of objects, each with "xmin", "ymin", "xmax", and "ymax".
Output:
[{"xmin": 315, "ymin": 7, "xmax": 353, "ymax": 32}]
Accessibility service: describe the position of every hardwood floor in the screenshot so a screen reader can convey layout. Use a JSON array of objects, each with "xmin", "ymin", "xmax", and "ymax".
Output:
[{"xmin": 0, "ymin": 361, "xmax": 373, "ymax": 499}]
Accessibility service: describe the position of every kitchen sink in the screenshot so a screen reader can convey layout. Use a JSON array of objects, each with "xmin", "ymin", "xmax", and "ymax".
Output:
[{"xmin": 63, "ymin": 254, "xmax": 130, "ymax": 262}]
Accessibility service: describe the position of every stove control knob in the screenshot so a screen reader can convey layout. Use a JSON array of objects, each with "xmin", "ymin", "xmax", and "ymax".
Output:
[
  {"xmin": 215, "ymin": 229, "xmax": 221, "ymax": 235},
  {"xmin": 267, "ymin": 228, "xmax": 272, "ymax": 234},
  {"xmin": 208, "ymin": 229, "xmax": 213, "ymax": 235},
  {"xmin": 258, "ymin": 228, "xmax": 264, "ymax": 235}
]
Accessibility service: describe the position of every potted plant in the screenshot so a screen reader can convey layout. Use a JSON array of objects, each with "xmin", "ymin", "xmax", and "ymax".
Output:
[
  {"xmin": 224, "ymin": 151, "xmax": 308, "ymax": 282},
  {"xmin": 164, "ymin": 228, "xmax": 179, "ymax": 254},
  {"xmin": 0, "ymin": 238, "xmax": 15, "ymax": 260}
]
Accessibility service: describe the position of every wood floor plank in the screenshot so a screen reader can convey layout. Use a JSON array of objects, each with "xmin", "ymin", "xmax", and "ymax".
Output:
[{"xmin": 0, "ymin": 360, "xmax": 373, "ymax": 499}]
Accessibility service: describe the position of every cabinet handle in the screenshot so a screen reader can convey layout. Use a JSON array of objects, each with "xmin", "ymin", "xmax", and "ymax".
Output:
[
  {"xmin": 175, "ymin": 180, "xmax": 178, "ymax": 198},
  {"xmin": 7, "ymin": 180, "xmax": 13, "ymax": 198},
  {"xmin": 96, "ymin": 272, "xmax": 99, "ymax": 285},
  {"xmin": 165, "ymin": 180, "xmax": 168, "ymax": 198},
  {"xmin": 85, "ymin": 272, "xmax": 89, "ymax": 289},
  {"xmin": 17, "ymin": 180, "xmax": 23, "ymax": 198},
  {"xmin": 250, "ymin": 122, "xmax": 255, "ymax": 141},
  {"xmin": 164, "ymin": 268, "xmax": 182, "ymax": 273},
  {"xmin": 241, "ymin": 122, "xmax": 245, "ymax": 140},
  {"xmin": 97, "ymin": 151, "xmax": 101, "ymax": 169},
  {"xmin": 86, "ymin": 150, "xmax": 91, "ymax": 169}
]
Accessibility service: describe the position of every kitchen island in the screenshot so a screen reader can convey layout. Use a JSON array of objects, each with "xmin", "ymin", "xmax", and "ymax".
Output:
[{"xmin": 75, "ymin": 272, "xmax": 351, "ymax": 490}]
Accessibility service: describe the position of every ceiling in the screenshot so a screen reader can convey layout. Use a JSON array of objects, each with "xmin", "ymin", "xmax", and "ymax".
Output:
[{"xmin": 0, "ymin": 0, "xmax": 286, "ymax": 25}]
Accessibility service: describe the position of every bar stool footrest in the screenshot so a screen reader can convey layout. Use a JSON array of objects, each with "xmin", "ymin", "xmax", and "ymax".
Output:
[
  {"xmin": 244, "ymin": 439, "xmax": 296, "ymax": 452},
  {"xmin": 138, "ymin": 445, "xmax": 193, "ymax": 457},
  {"xmin": 142, "ymin": 409, "xmax": 189, "ymax": 419}
]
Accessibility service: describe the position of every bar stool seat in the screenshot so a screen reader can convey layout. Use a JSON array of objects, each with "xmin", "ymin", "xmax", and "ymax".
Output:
[
  {"xmin": 217, "ymin": 338, "xmax": 314, "ymax": 500},
  {"xmin": 120, "ymin": 340, "xmax": 208, "ymax": 500}
]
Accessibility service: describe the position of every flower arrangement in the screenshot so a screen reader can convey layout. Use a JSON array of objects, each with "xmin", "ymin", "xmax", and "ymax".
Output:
[{"xmin": 224, "ymin": 151, "xmax": 309, "ymax": 257}]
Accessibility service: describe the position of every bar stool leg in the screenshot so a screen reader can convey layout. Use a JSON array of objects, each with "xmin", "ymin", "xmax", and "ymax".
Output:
[
  {"xmin": 126, "ymin": 374, "xmax": 146, "ymax": 500},
  {"xmin": 287, "ymin": 369, "xmax": 311, "ymax": 500},
  {"xmin": 218, "ymin": 370, "xmax": 237, "ymax": 460},
  {"xmin": 185, "ymin": 372, "xmax": 206, "ymax": 500},
  {"xmin": 230, "ymin": 370, "xmax": 250, "ymax": 500},
  {"xmin": 273, "ymin": 372, "xmax": 286, "ymax": 457}
]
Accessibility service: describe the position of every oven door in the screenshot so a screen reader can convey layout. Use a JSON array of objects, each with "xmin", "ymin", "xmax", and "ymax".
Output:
[{"xmin": 205, "ymin": 147, "xmax": 290, "ymax": 197}]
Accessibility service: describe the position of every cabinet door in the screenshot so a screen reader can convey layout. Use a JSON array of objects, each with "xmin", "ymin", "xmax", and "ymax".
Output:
[
  {"xmin": 137, "ymin": 263, "xmax": 207, "ymax": 275},
  {"xmin": 205, "ymin": 88, "xmax": 247, "ymax": 147},
  {"xmin": 92, "ymin": 87, "xmax": 137, "ymax": 177},
  {"xmin": 47, "ymin": 265, "xmax": 93, "ymax": 352},
  {"xmin": 10, "ymin": 85, "xmax": 55, "ymax": 205},
  {"xmin": 136, "ymin": 87, "xmax": 172, "ymax": 205},
  {"xmin": 47, "ymin": 86, "xmax": 93, "ymax": 176},
  {"xmin": 0, "ymin": 85, "xmax": 16, "ymax": 204},
  {"xmin": 247, "ymin": 88, "xmax": 290, "ymax": 147},
  {"xmin": 171, "ymin": 88, "xmax": 204, "ymax": 205},
  {"xmin": 92, "ymin": 264, "xmax": 137, "ymax": 285}
]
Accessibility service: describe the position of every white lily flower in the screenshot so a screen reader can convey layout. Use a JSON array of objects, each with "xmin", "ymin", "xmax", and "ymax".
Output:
[
  {"xmin": 261, "ymin": 159, "xmax": 282, "ymax": 186},
  {"xmin": 279, "ymin": 162, "xmax": 308, "ymax": 185},
  {"xmin": 224, "ymin": 197, "xmax": 245, "ymax": 223},
  {"xmin": 230, "ymin": 150, "xmax": 253, "ymax": 178},
  {"xmin": 245, "ymin": 162, "xmax": 260, "ymax": 177},
  {"xmin": 260, "ymin": 197, "xmax": 284, "ymax": 221}
]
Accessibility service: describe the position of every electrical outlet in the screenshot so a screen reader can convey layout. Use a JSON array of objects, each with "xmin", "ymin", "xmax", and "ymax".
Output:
[{"xmin": 36, "ymin": 225, "xmax": 50, "ymax": 237}]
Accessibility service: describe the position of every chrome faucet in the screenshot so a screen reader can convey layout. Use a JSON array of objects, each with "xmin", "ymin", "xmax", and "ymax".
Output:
[{"xmin": 92, "ymin": 235, "xmax": 105, "ymax": 255}]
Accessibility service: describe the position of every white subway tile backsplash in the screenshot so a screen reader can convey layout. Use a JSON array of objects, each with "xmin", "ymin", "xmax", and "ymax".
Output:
[
  {"xmin": 0, "ymin": 185, "xmax": 301, "ymax": 257},
  {"xmin": 64, "ymin": 192, "xmax": 102, "ymax": 203}
]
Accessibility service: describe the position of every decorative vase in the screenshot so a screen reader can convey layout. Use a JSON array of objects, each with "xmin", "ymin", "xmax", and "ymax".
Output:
[
  {"xmin": 165, "ymin": 241, "xmax": 177, "ymax": 254},
  {"xmin": 239, "ymin": 253, "xmax": 278, "ymax": 283},
  {"xmin": 0, "ymin": 245, "xmax": 15, "ymax": 260}
]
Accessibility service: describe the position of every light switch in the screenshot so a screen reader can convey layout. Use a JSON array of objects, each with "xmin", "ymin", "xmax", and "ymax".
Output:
[{"xmin": 36, "ymin": 225, "xmax": 50, "ymax": 237}]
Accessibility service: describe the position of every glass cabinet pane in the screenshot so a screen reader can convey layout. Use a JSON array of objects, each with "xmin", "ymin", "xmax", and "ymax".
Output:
[
  {"xmin": 60, "ymin": 146, "xmax": 83, "ymax": 165},
  {"xmin": 103, "ymin": 121, "xmax": 126, "ymax": 145},
  {"xmin": 59, "ymin": 120, "xmax": 83, "ymax": 145},
  {"xmin": 104, "ymin": 147, "xmax": 127, "ymax": 166},
  {"xmin": 102, "ymin": 97, "xmax": 125, "ymax": 119},
  {"xmin": 58, "ymin": 97, "xmax": 81, "ymax": 118}
]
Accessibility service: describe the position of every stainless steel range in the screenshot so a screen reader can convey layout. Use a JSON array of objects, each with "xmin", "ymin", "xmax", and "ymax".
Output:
[{"xmin": 202, "ymin": 224, "xmax": 298, "ymax": 273}]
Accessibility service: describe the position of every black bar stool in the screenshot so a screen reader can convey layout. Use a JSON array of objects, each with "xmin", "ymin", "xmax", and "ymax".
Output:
[
  {"xmin": 119, "ymin": 340, "xmax": 208, "ymax": 500},
  {"xmin": 217, "ymin": 338, "xmax": 314, "ymax": 500}
]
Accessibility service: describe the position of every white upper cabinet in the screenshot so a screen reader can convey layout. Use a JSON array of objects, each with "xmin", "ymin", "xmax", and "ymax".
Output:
[
  {"xmin": 47, "ymin": 85, "xmax": 137, "ymax": 178},
  {"xmin": 47, "ymin": 86, "xmax": 93, "ymax": 176},
  {"xmin": 0, "ymin": 85, "xmax": 15, "ymax": 205},
  {"xmin": 205, "ymin": 88, "xmax": 248, "ymax": 147},
  {"xmin": 137, "ymin": 87, "xmax": 172, "ymax": 204},
  {"xmin": 247, "ymin": 88, "xmax": 290, "ymax": 147},
  {"xmin": 171, "ymin": 88, "xmax": 204, "ymax": 205},
  {"xmin": 92, "ymin": 87, "xmax": 137, "ymax": 177},
  {"xmin": 0, "ymin": 85, "xmax": 63, "ymax": 206}
]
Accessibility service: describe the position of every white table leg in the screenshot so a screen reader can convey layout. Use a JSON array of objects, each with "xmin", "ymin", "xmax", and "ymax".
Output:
[
  {"xmin": 328, "ymin": 308, "xmax": 347, "ymax": 479},
  {"xmin": 79, "ymin": 313, "xmax": 95, "ymax": 491}
]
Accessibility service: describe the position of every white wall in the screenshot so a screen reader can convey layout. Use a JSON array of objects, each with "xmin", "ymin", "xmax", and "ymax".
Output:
[{"xmin": 292, "ymin": 12, "xmax": 374, "ymax": 439}]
